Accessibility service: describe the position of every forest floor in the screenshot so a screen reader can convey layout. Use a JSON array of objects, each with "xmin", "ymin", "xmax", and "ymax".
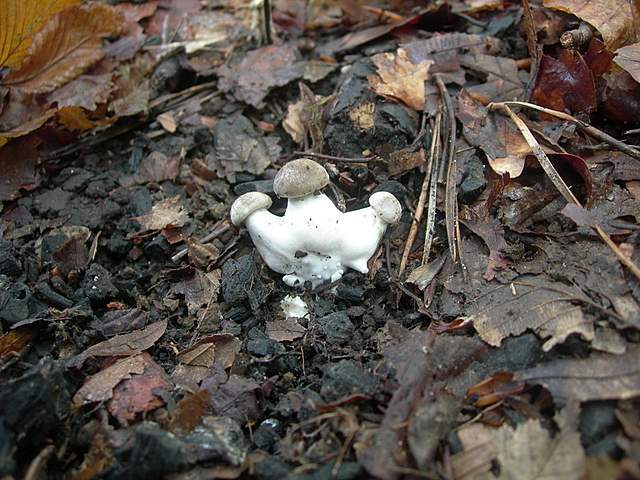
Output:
[{"xmin": 1, "ymin": 0, "xmax": 640, "ymax": 479}]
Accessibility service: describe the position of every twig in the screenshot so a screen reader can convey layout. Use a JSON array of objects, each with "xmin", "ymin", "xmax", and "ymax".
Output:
[
  {"xmin": 171, "ymin": 218, "xmax": 231, "ymax": 262},
  {"xmin": 422, "ymin": 111, "xmax": 441, "ymax": 266},
  {"xmin": 491, "ymin": 102, "xmax": 640, "ymax": 283},
  {"xmin": 491, "ymin": 101, "xmax": 640, "ymax": 161},
  {"xmin": 24, "ymin": 445, "xmax": 55, "ymax": 480},
  {"xmin": 435, "ymin": 75, "xmax": 467, "ymax": 278},
  {"xmin": 292, "ymin": 151, "xmax": 375, "ymax": 163}
]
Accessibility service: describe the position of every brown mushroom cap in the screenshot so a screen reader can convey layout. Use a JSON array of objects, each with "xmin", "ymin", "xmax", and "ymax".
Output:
[
  {"xmin": 230, "ymin": 191, "xmax": 272, "ymax": 226},
  {"xmin": 273, "ymin": 158, "xmax": 330, "ymax": 198},
  {"xmin": 369, "ymin": 191, "xmax": 402, "ymax": 224}
]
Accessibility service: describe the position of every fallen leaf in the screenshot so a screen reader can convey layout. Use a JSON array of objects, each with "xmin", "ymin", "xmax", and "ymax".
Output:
[
  {"xmin": 106, "ymin": 1, "xmax": 158, "ymax": 61},
  {"xmin": 172, "ymin": 334, "xmax": 240, "ymax": 390},
  {"xmin": 0, "ymin": 0, "xmax": 80, "ymax": 69},
  {"xmin": 73, "ymin": 353, "xmax": 148, "ymax": 406},
  {"xmin": 138, "ymin": 151, "xmax": 182, "ymax": 183},
  {"xmin": 48, "ymin": 73, "xmax": 114, "ymax": 111},
  {"xmin": 451, "ymin": 423, "xmax": 497, "ymax": 480},
  {"xmin": 543, "ymin": 0, "xmax": 640, "ymax": 50},
  {"xmin": 107, "ymin": 353, "xmax": 171, "ymax": 425},
  {"xmin": 52, "ymin": 235, "xmax": 89, "ymax": 273},
  {"xmin": 133, "ymin": 196, "xmax": 189, "ymax": 232},
  {"xmin": 67, "ymin": 319, "xmax": 167, "ymax": 368},
  {"xmin": 157, "ymin": 113, "xmax": 177, "ymax": 133},
  {"xmin": 266, "ymin": 317, "xmax": 307, "ymax": 342},
  {"xmin": 517, "ymin": 347, "xmax": 640, "ymax": 402},
  {"xmin": 69, "ymin": 432, "xmax": 113, "ymax": 480},
  {"xmin": 456, "ymin": 90, "xmax": 530, "ymax": 177},
  {"xmin": 217, "ymin": 44, "xmax": 305, "ymax": 108},
  {"xmin": 460, "ymin": 215, "xmax": 510, "ymax": 281},
  {"xmin": 489, "ymin": 403, "xmax": 585, "ymax": 479},
  {"xmin": 0, "ymin": 328, "xmax": 35, "ymax": 360},
  {"xmin": 601, "ymin": 66, "xmax": 640, "ymax": 123},
  {"xmin": 206, "ymin": 114, "xmax": 276, "ymax": 182},
  {"xmin": 0, "ymin": 109, "xmax": 55, "ymax": 148},
  {"xmin": 2, "ymin": 3, "xmax": 123, "ymax": 94},
  {"xmin": 168, "ymin": 390, "xmax": 211, "ymax": 434},
  {"xmin": 0, "ymin": 137, "xmax": 41, "ymax": 200},
  {"xmin": 615, "ymin": 42, "xmax": 640, "ymax": 83},
  {"xmin": 109, "ymin": 53, "xmax": 157, "ymax": 117},
  {"xmin": 470, "ymin": 275, "xmax": 594, "ymax": 351},
  {"xmin": 177, "ymin": 269, "xmax": 221, "ymax": 316},
  {"xmin": 531, "ymin": 50, "xmax": 597, "ymax": 117},
  {"xmin": 368, "ymin": 48, "xmax": 433, "ymax": 111},
  {"xmin": 202, "ymin": 368, "xmax": 262, "ymax": 425},
  {"xmin": 387, "ymin": 148, "xmax": 426, "ymax": 177}
]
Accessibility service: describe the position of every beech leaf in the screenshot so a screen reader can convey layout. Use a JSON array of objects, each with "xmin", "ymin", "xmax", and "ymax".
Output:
[
  {"xmin": 0, "ymin": 0, "xmax": 80, "ymax": 69},
  {"xmin": 2, "ymin": 3, "xmax": 123, "ymax": 94}
]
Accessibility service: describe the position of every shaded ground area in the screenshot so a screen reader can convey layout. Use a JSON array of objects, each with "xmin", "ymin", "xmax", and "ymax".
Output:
[{"xmin": 1, "ymin": 1, "xmax": 640, "ymax": 479}]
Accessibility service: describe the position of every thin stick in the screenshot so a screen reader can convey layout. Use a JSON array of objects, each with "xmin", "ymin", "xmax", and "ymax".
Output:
[
  {"xmin": 435, "ymin": 75, "xmax": 466, "ymax": 277},
  {"xmin": 399, "ymin": 146, "xmax": 432, "ymax": 276},
  {"xmin": 491, "ymin": 101, "xmax": 640, "ymax": 161},
  {"xmin": 493, "ymin": 103, "xmax": 640, "ymax": 282},
  {"xmin": 292, "ymin": 151, "xmax": 374, "ymax": 163},
  {"xmin": 171, "ymin": 219, "xmax": 231, "ymax": 262},
  {"xmin": 423, "ymin": 114, "xmax": 442, "ymax": 264}
]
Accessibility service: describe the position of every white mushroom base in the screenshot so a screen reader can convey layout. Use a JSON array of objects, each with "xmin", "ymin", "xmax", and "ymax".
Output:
[{"xmin": 244, "ymin": 192, "xmax": 398, "ymax": 287}]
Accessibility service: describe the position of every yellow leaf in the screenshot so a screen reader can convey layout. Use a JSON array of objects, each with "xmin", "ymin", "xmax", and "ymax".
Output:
[
  {"xmin": 0, "ymin": 0, "xmax": 80, "ymax": 69},
  {"xmin": 1, "ymin": 3, "xmax": 123, "ymax": 94},
  {"xmin": 57, "ymin": 106, "xmax": 116, "ymax": 132}
]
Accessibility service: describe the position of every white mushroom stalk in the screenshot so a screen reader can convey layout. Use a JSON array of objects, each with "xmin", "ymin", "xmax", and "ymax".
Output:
[{"xmin": 230, "ymin": 158, "xmax": 402, "ymax": 287}]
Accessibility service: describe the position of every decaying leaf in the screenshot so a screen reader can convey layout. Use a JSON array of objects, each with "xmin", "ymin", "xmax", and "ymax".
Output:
[
  {"xmin": 48, "ymin": 73, "xmax": 114, "ymax": 111},
  {"xmin": 460, "ymin": 215, "xmax": 510, "ymax": 281},
  {"xmin": 532, "ymin": 50, "xmax": 597, "ymax": 117},
  {"xmin": 543, "ymin": 0, "xmax": 640, "ymax": 50},
  {"xmin": 109, "ymin": 53, "xmax": 157, "ymax": 117},
  {"xmin": 456, "ymin": 90, "xmax": 531, "ymax": 178},
  {"xmin": 0, "ymin": 137, "xmax": 41, "ymax": 200},
  {"xmin": 0, "ymin": 109, "xmax": 55, "ymax": 148},
  {"xmin": 176, "ymin": 269, "xmax": 222, "ymax": 316},
  {"xmin": 469, "ymin": 275, "xmax": 594, "ymax": 351},
  {"xmin": 133, "ymin": 196, "xmax": 189, "ymax": 232},
  {"xmin": 107, "ymin": 353, "xmax": 171, "ymax": 424},
  {"xmin": 53, "ymin": 235, "xmax": 89, "ymax": 273},
  {"xmin": 266, "ymin": 317, "xmax": 307, "ymax": 342},
  {"xmin": 451, "ymin": 423, "xmax": 497, "ymax": 480},
  {"xmin": 368, "ymin": 48, "xmax": 433, "ymax": 111},
  {"xmin": 67, "ymin": 319, "xmax": 167, "ymax": 368},
  {"xmin": 138, "ymin": 151, "xmax": 182, "ymax": 183},
  {"xmin": 614, "ymin": 42, "xmax": 640, "ymax": 83},
  {"xmin": 0, "ymin": 328, "xmax": 35, "ymax": 360},
  {"xmin": 217, "ymin": 43, "xmax": 305, "ymax": 108},
  {"xmin": 517, "ymin": 347, "xmax": 640, "ymax": 402},
  {"xmin": 0, "ymin": 0, "xmax": 80, "ymax": 69},
  {"xmin": 2, "ymin": 3, "xmax": 123, "ymax": 94},
  {"xmin": 172, "ymin": 334, "xmax": 240, "ymax": 390}
]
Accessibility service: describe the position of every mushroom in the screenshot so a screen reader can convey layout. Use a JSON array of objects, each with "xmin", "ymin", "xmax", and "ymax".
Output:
[{"xmin": 231, "ymin": 158, "xmax": 402, "ymax": 287}]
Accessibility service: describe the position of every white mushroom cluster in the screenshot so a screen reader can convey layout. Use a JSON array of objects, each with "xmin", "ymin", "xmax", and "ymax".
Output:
[{"xmin": 230, "ymin": 158, "xmax": 402, "ymax": 287}]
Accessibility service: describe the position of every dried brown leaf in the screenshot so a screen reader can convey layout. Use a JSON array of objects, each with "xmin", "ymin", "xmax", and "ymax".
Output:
[
  {"xmin": 470, "ymin": 275, "xmax": 594, "ymax": 351},
  {"xmin": 517, "ymin": 347, "xmax": 640, "ymax": 402},
  {"xmin": 489, "ymin": 404, "xmax": 585, "ymax": 479},
  {"xmin": 368, "ymin": 48, "xmax": 433, "ymax": 111},
  {"xmin": 451, "ymin": 424, "xmax": 497, "ymax": 480},
  {"xmin": 133, "ymin": 195, "xmax": 189, "ymax": 232},
  {"xmin": 2, "ymin": 3, "xmax": 123, "ymax": 94},
  {"xmin": 0, "ymin": 109, "xmax": 55, "ymax": 148},
  {"xmin": 0, "ymin": 327, "xmax": 35, "ymax": 360},
  {"xmin": 109, "ymin": 53, "xmax": 157, "ymax": 117},
  {"xmin": 266, "ymin": 317, "xmax": 307, "ymax": 342},
  {"xmin": 543, "ymin": 0, "xmax": 640, "ymax": 50},
  {"xmin": 53, "ymin": 236, "xmax": 89, "ymax": 273},
  {"xmin": 0, "ymin": 0, "xmax": 80, "ymax": 69},
  {"xmin": 138, "ymin": 151, "xmax": 182, "ymax": 183},
  {"xmin": 217, "ymin": 44, "xmax": 304, "ymax": 107},
  {"xmin": 67, "ymin": 319, "xmax": 167, "ymax": 368},
  {"xmin": 614, "ymin": 42, "xmax": 640, "ymax": 83},
  {"xmin": 107, "ymin": 353, "xmax": 171, "ymax": 424},
  {"xmin": 48, "ymin": 73, "xmax": 114, "ymax": 111}
]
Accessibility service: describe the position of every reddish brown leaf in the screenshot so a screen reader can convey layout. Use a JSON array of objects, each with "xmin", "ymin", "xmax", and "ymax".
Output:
[
  {"xmin": 532, "ymin": 50, "xmax": 597, "ymax": 117},
  {"xmin": 168, "ymin": 390, "xmax": 211, "ymax": 434},
  {"xmin": 2, "ymin": 3, "xmax": 123, "ymax": 94},
  {"xmin": 109, "ymin": 53, "xmax": 157, "ymax": 117},
  {"xmin": 67, "ymin": 319, "xmax": 167, "ymax": 368},
  {"xmin": 48, "ymin": 73, "xmax": 114, "ymax": 111},
  {"xmin": 107, "ymin": 353, "xmax": 171, "ymax": 425},
  {"xmin": 53, "ymin": 236, "xmax": 89, "ymax": 273},
  {"xmin": 460, "ymin": 215, "xmax": 510, "ymax": 281},
  {"xmin": 106, "ymin": 1, "xmax": 158, "ymax": 61},
  {"xmin": 0, "ymin": 137, "xmax": 41, "ymax": 200},
  {"xmin": 601, "ymin": 67, "xmax": 640, "ymax": 123}
]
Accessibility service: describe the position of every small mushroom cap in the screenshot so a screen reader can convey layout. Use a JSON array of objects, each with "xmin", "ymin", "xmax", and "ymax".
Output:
[
  {"xmin": 273, "ymin": 158, "xmax": 330, "ymax": 198},
  {"xmin": 230, "ymin": 191, "xmax": 272, "ymax": 226},
  {"xmin": 369, "ymin": 191, "xmax": 402, "ymax": 224}
]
